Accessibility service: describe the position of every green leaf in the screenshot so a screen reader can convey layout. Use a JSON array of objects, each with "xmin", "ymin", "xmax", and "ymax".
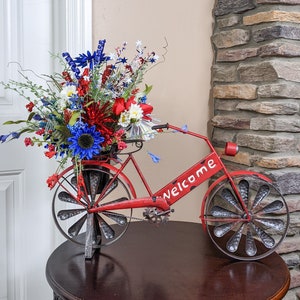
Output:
[
  {"xmin": 122, "ymin": 89, "xmax": 131, "ymax": 100},
  {"xmin": 143, "ymin": 84, "xmax": 153, "ymax": 95},
  {"xmin": 27, "ymin": 112, "xmax": 35, "ymax": 121},
  {"xmin": 69, "ymin": 111, "xmax": 80, "ymax": 126},
  {"xmin": 3, "ymin": 120, "xmax": 27, "ymax": 125}
]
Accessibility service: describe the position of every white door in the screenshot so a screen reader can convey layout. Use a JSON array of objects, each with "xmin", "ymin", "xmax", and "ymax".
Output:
[{"xmin": 0, "ymin": 1, "xmax": 91, "ymax": 299}]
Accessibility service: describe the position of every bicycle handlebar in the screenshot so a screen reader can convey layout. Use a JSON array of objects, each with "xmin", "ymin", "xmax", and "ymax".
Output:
[{"xmin": 152, "ymin": 123, "xmax": 169, "ymax": 130}]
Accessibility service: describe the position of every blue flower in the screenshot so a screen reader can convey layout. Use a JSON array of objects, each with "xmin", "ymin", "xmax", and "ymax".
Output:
[
  {"xmin": 140, "ymin": 95, "xmax": 147, "ymax": 103},
  {"xmin": 181, "ymin": 124, "xmax": 188, "ymax": 132},
  {"xmin": 62, "ymin": 52, "xmax": 81, "ymax": 79},
  {"xmin": 0, "ymin": 132, "xmax": 20, "ymax": 143},
  {"xmin": 68, "ymin": 94, "xmax": 82, "ymax": 110},
  {"xmin": 120, "ymin": 57, "xmax": 127, "ymax": 64},
  {"xmin": 74, "ymin": 51, "xmax": 96, "ymax": 69},
  {"xmin": 74, "ymin": 40, "xmax": 109, "ymax": 69},
  {"xmin": 41, "ymin": 98, "xmax": 51, "ymax": 106},
  {"xmin": 39, "ymin": 121, "xmax": 47, "ymax": 128},
  {"xmin": 33, "ymin": 114, "xmax": 42, "ymax": 121},
  {"xmin": 11, "ymin": 132, "xmax": 20, "ymax": 139},
  {"xmin": 0, "ymin": 134, "xmax": 9, "ymax": 143},
  {"xmin": 94, "ymin": 39, "xmax": 109, "ymax": 65},
  {"xmin": 147, "ymin": 151, "xmax": 160, "ymax": 163},
  {"xmin": 67, "ymin": 122, "xmax": 105, "ymax": 159}
]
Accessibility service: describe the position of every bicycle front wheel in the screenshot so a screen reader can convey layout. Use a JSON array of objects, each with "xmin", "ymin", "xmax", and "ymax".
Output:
[
  {"xmin": 52, "ymin": 164, "xmax": 133, "ymax": 247},
  {"xmin": 204, "ymin": 174, "xmax": 289, "ymax": 260}
]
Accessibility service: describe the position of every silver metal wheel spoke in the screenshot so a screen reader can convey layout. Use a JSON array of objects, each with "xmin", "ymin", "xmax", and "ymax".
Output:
[
  {"xmin": 256, "ymin": 200, "xmax": 283, "ymax": 214},
  {"xmin": 254, "ymin": 218, "xmax": 285, "ymax": 231},
  {"xmin": 226, "ymin": 224, "xmax": 245, "ymax": 253},
  {"xmin": 238, "ymin": 179, "xmax": 249, "ymax": 207},
  {"xmin": 58, "ymin": 191, "xmax": 78, "ymax": 204},
  {"xmin": 221, "ymin": 188, "xmax": 243, "ymax": 212},
  {"xmin": 252, "ymin": 223, "xmax": 275, "ymax": 249},
  {"xmin": 213, "ymin": 222, "xmax": 236, "ymax": 237},
  {"xmin": 68, "ymin": 214, "xmax": 87, "ymax": 237},
  {"xmin": 96, "ymin": 214, "xmax": 115, "ymax": 239},
  {"xmin": 211, "ymin": 206, "xmax": 242, "ymax": 218},
  {"xmin": 102, "ymin": 211, "xmax": 128, "ymax": 226},
  {"xmin": 251, "ymin": 185, "xmax": 270, "ymax": 210},
  {"xmin": 57, "ymin": 209, "xmax": 86, "ymax": 220},
  {"xmin": 87, "ymin": 171, "xmax": 102, "ymax": 202},
  {"xmin": 245, "ymin": 225, "xmax": 257, "ymax": 257}
]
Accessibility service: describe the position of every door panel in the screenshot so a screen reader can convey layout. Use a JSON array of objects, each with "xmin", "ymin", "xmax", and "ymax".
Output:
[{"xmin": 0, "ymin": 0, "xmax": 91, "ymax": 299}]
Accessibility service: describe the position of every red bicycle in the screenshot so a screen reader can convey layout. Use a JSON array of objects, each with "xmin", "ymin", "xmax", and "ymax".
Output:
[{"xmin": 52, "ymin": 124, "xmax": 289, "ymax": 260}]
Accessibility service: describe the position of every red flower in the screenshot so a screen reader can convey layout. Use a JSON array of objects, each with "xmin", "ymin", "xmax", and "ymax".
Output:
[
  {"xmin": 140, "ymin": 103, "xmax": 153, "ymax": 120},
  {"xmin": 44, "ymin": 150, "xmax": 56, "ymax": 158},
  {"xmin": 125, "ymin": 96, "xmax": 136, "ymax": 110},
  {"xmin": 118, "ymin": 141, "xmax": 127, "ymax": 150},
  {"xmin": 24, "ymin": 137, "xmax": 34, "ymax": 146},
  {"xmin": 46, "ymin": 173, "xmax": 59, "ymax": 189},
  {"xmin": 112, "ymin": 98, "xmax": 126, "ymax": 115},
  {"xmin": 112, "ymin": 96, "xmax": 136, "ymax": 115},
  {"xmin": 64, "ymin": 109, "xmax": 72, "ymax": 123},
  {"xmin": 77, "ymin": 76, "xmax": 90, "ymax": 96},
  {"xmin": 82, "ymin": 102, "xmax": 115, "ymax": 137},
  {"xmin": 102, "ymin": 65, "xmax": 113, "ymax": 84},
  {"xmin": 36, "ymin": 128, "xmax": 45, "ymax": 135},
  {"xmin": 48, "ymin": 144, "xmax": 55, "ymax": 151},
  {"xmin": 26, "ymin": 102, "xmax": 34, "ymax": 112},
  {"xmin": 62, "ymin": 71, "xmax": 72, "ymax": 82},
  {"xmin": 82, "ymin": 68, "xmax": 89, "ymax": 77}
]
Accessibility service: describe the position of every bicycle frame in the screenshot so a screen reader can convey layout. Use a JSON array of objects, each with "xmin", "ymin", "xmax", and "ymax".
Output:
[
  {"xmin": 52, "ymin": 123, "xmax": 289, "ymax": 261},
  {"xmin": 87, "ymin": 124, "xmax": 255, "ymax": 224}
]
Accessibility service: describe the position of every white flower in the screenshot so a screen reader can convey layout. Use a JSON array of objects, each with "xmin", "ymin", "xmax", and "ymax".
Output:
[
  {"xmin": 118, "ymin": 111, "xmax": 130, "ymax": 127},
  {"xmin": 153, "ymin": 54, "xmax": 159, "ymax": 61},
  {"xmin": 109, "ymin": 52, "xmax": 116, "ymax": 60},
  {"xmin": 60, "ymin": 84, "xmax": 77, "ymax": 99},
  {"xmin": 136, "ymin": 40, "xmax": 142, "ymax": 48},
  {"xmin": 128, "ymin": 103, "xmax": 143, "ymax": 124},
  {"xmin": 127, "ymin": 120, "xmax": 158, "ymax": 140}
]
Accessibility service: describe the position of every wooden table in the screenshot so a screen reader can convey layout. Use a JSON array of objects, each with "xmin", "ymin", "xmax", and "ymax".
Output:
[{"xmin": 46, "ymin": 221, "xmax": 290, "ymax": 300}]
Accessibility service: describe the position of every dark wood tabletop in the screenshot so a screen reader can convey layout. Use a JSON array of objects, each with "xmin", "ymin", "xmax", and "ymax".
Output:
[{"xmin": 46, "ymin": 221, "xmax": 290, "ymax": 300}]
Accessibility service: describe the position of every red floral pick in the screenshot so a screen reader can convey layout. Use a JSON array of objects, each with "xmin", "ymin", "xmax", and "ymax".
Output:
[
  {"xmin": 46, "ymin": 173, "xmax": 59, "ymax": 189},
  {"xmin": 62, "ymin": 71, "xmax": 72, "ymax": 82},
  {"xmin": 26, "ymin": 102, "xmax": 34, "ymax": 112},
  {"xmin": 64, "ymin": 109, "xmax": 72, "ymax": 123},
  {"xmin": 76, "ymin": 173, "xmax": 85, "ymax": 201},
  {"xmin": 102, "ymin": 65, "xmax": 113, "ymax": 84},
  {"xmin": 77, "ymin": 70, "xmax": 90, "ymax": 96}
]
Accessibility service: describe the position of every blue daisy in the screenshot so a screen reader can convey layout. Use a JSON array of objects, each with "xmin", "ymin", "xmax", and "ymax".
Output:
[{"xmin": 67, "ymin": 122, "xmax": 105, "ymax": 159}]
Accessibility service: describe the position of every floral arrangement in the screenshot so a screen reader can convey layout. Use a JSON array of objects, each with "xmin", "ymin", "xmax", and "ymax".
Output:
[{"xmin": 0, "ymin": 39, "xmax": 160, "ymax": 186}]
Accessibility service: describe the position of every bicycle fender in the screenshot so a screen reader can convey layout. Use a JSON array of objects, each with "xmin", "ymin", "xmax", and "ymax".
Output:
[{"xmin": 54, "ymin": 161, "xmax": 137, "ymax": 199}]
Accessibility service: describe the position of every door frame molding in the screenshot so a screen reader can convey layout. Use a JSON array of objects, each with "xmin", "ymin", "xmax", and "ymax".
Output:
[{"xmin": 53, "ymin": 0, "xmax": 92, "ymax": 57}]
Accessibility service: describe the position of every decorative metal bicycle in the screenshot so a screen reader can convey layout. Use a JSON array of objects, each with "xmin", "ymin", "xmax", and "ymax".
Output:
[{"xmin": 52, "ymin": 124, "xmax": 289, "ymax": 260}]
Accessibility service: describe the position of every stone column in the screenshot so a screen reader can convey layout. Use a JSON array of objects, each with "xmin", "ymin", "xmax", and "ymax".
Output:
[{"xmin": 212, "ymin": 0, "xmax": 300, "ymax": 297}]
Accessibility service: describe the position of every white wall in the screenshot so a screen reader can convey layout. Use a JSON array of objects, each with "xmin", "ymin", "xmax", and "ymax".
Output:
[{"xmin": 92, "ymin": 0, "xmax": 215, "ymax": 222}]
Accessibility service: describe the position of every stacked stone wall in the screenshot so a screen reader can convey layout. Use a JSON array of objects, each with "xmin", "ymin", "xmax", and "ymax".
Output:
[{"xmin": 212, "ymin": 1, "xmax": 300, "ymax": 298}]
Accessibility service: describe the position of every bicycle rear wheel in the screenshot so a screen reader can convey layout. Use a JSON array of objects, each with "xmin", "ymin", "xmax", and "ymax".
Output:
[
  {"xmin": 204, "ymin": 174, "xmax": 289, "ymax": 260},
  {"xmin": 52, "ymin": 163, "xmax": 133, "ymax": 248}
]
